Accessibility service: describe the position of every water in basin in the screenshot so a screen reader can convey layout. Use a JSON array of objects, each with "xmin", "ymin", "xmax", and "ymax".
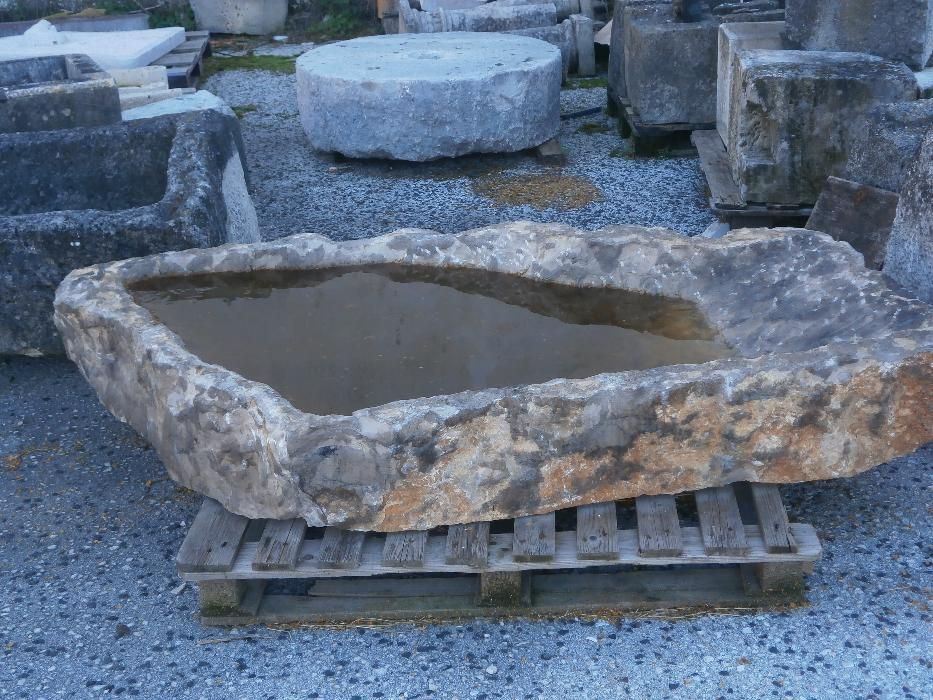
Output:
[{"xmin": 132, "ymin": 265, "xmax": 733, "ymax": 415}]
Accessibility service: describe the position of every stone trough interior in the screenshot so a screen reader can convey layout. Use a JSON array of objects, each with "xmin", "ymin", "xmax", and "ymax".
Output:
[
  {"xmin": 132, "ymin": 264, "xmax": 733, "ymax": 415},
  {"xmin": 0, "ymin": 120, "xmax": 171, "ymax": 214}
]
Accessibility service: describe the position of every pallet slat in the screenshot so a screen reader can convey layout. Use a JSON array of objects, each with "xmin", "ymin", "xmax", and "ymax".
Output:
[
  {"xmin": 252, "ymin": 518, "xmax": 307, "ymax": 571},
  {"xmin": 445, "ymin": 522, "xmax": 490, "ymax": 567},
  {"xmin": 382, "ymin": 531, "xmax": 427, "ymax": 567},
  {"xmin": 182, "ymin": 523, "xmax": 820, "ymax": 581},
  {"xmin": 695, "ymin": 487, "xmax": 750, "ymax": 556},
  {"xmin": 576, "ymin": 502, "xmax": 619, "ymax": 560},
  {"xmin": 318, "ymin": 528, "xmax": 365, "ymax": 569},
  {"xmin": 692, "ymin": 129, "xmax": 744, "ymax": 209},
  {"xmin": 750, "ymin": 483, "xmax": 797, "ymax": 554},
  {"xmin": 636, "ymin": 495, "xmax": 683, "ymax": 557},
  {"xmin": 176, "ymin": 499, "xmax": 249, "ymax": 573},
  {"xmin": 512, "ymin": 513, "xmax": 556, "ymax": 562}
]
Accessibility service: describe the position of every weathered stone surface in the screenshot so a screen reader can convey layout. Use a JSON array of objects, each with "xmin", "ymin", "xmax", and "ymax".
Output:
[
  {"xmin": 296, "ymin": 34, "xmax": 561, "ymax": 161},
  {"xmin": 400, "ymin": 0, "xmax": 559, "ymax": 33},
  {"xmin": 805, "ymin": 176, "xmax": 900, "ymax": 270},
  {"xmin": 624, "ymin": 4, "xmax": 720, "ymax": 124},
  {"xmin": 885, "ymin": 128, "xmax": 933, "ymax": 303},
  {"xmin": 716, "ymin": 21, "xmax": 784, "ymax": 144},
  {"xmin": 0, "ymin": 54, "xmax": 120, "ymax": 133},
  {"xmin": 785, "ymin": 0, "xmax": 933, "ymax": 71},
  {"xmin": 844, "ymin": 100, "xmax": 933, "ymax": 194},
  {"xmin": 190, "ymin": 0, "xmax": 288, "ymax": 36},
  {"xmin": 507, "ymin": 19, "xmax": 576, "ymax": 77},
  {"xmin": 728, "ymin": 50, "xmax": 917, "ymax": 205},
  {"xmin": 569, "ymin": 13, "xmax": 595, "ymax": 75},
  {"xmin": 607, "ymin": 0, "xmax": 668, "ymax": 105},
  {"xmin": 0, "ymin": 110, "xmax": 259, "ymax": 356},
  {"xmin": 54, "ymin": 223, "xmax": 933, "ymax": 531}
]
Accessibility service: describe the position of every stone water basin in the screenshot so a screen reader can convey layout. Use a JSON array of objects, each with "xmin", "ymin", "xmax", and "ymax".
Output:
[{"xmin": 53, "ymin": 223, "xmax": 933, "ymax": 531}]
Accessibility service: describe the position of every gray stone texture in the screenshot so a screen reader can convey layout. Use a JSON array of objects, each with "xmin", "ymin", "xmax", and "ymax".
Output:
[
  {"xmin": 607, "ymin": 0, "xmax": 668, "ymax": 105},
  {"xmin": 844, "ymin": 100, "xmax": 933, "ymax": 193},
  {"xmin": 0, "ymin": 110, "xmax": 259, "ymax": 356},
  {"xmin": 54, "ymin": 223, "xmax": 933, "ymax": 530},
  {"xmin": 0, "ymin": 54, "xmax": 120, "ymax": 133},
  {"xmin": 885, "ymin": 128, "xmax": 933, "ymax": 303},
  {"xmin": 728, "ymin": 50, "xmax": 918, "ymax": 205},
  {"xmin": 190, "ymin": 0, "xmax": 288, "ymax": 35},
  {"xmin": 570, "ymin": 13, "xmax": 596, "ymax": 75},
  {"xmin": 624, "ymin": 4, "xmax": 720, "ymax": 124},
  {"xmin": 716, "ymin": 21, "xmax": 784, "ymax": 144},
  {"xmin": 296, "ymin": 33, "xmax": 562, "ymax": 161},
  {"xmin": 785, "ymin": 0, "xmax": 933, "ymax": 71}
]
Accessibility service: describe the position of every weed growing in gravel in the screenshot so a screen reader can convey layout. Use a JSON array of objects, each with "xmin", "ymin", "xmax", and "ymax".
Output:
[
  {"xmin": 577, "ymin": 122, "xmax": 611, "ymax": 135},
  {"xmin": 202, "ymin": 55, "xmax": 297, "ymax": 79},
  {"xmin": 233, "ymin": 104, "xmax": 259, "ymax": 119},
  {"xmin": 565, "ymin": 76, "xmax": 609, "ymax": 90},
  {"xmin": 472, "ymin": 173, "xmax": 604, "ymax": 210}
]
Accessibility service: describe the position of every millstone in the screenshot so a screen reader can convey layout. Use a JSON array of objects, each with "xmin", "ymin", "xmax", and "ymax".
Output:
[
  {"xmin": 53, "ymin": 224, "xmax": 933, "ymax": 531},
  {"xmin": 295, "ymin": 33, "xmax": 562, "ymax": 161}
]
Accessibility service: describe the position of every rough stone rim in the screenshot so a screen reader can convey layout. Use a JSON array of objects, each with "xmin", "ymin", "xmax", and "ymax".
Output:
[{"xmin": 53, "ymin": 223, "xmax": 933, "ymax": 530}]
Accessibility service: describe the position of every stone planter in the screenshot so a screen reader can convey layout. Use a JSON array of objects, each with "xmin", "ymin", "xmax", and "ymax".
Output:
[
  {"xmin": 1, "ymin": 110, "xmax": 259, "ymax": 356},
  {"xmin": 54, "ymin": 224, "xmax": 933, "ymax": 531},
  {"xmin": 190, "ymin": 0, "xmax": 288, "ymax": 36},
  {"xmin": 0, "ymin": 54, "xmax": 121, "ymax": 133}
]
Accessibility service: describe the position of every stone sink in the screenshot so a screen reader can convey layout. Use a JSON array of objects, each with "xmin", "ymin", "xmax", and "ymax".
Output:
[{"xmin": 53, "ymin": 224, "xmax": 933, "ymax": 531}]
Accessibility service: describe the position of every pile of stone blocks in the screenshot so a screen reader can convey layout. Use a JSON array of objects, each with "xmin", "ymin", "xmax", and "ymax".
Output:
[
  {"xmin": 397, "ymin": 0, "xmax": 601, "ymax": 76},
  {"xmin": 0, "ymin": 110, "xmax": 259, "ymax": 356},
  {"xmin": 0, "ymin": 54, "xmax": 120, "ymax": 133},
  {"xmin": 609, "ymin": 1, "xmax": 785, "ymax": 125}
]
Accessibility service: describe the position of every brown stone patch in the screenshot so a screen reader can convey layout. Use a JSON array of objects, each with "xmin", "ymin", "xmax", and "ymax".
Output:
[{"xmin": 472, "ymin": 173, "xmax": 604, "ymax": 210}]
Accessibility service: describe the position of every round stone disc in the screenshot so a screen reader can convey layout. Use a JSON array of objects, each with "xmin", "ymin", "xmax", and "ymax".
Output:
[{"xmin": 296, "ymin": 32, "xmax": 562, "ymax": 161}]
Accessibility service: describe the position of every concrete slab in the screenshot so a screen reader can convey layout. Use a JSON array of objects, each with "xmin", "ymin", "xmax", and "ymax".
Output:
[{"xmin": 0, "ymin": 21, "xmax": 185, "ymax": 70}]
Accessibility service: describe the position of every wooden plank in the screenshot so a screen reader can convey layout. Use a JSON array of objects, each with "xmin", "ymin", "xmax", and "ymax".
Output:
[
  {"xmin": 200, "ymin": 566, "xmax": 806, "ymax": 626},
  {"xmin": 635, "ymin": 495, "xmax": 683, "ymax": 557},
  {"xmin": 444, "ymin": 522, "xmax": 490, "ymax": 567},
  {"xmin": 749, "ymin": 484, "xmax": 797, "ymax": 554},
  {"xmin": 382, "ymin": 531, "xmax": 427, "ymax": 567},
  {"xmin": 576, "ymin": 502, "xmax": 619, "ymax": 560},
  {"xmin": 512, "ymin": 513, "xmax": 556, "ymax": 562},
  {"xmin": 153, "ymin": 52, "xmax": 200, "ymax": 68},
  {"xmin": 252, "ymin": 518, "xmax": 307, "ymax": 571},
  {"xmin": 692, "ymin": 129, "xmax": 744, "ymax": 210},
  {"xmin": 317, "ymin": 528, "xmax": 365, "ymax": 569},
  {"xmin": 695, "ymin": 487, "xmax": 750, "ymax": 556},
  {"xmin": 176, "ymin": 499, "xmax": 249, "ymax": 573},
  {"xmin": 180, "ymin": 523, "xmax": 821, "ymax": 581},
  {"xmin": 806, "ymin": 176, "xmax": 899, "ymax": 270}
]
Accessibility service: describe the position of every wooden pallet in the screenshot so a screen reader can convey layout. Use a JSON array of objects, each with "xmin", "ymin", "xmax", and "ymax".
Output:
[
  {"xmin": 692, "ymin": 129, "xmax": 813, "ymax": 225},
  {"xmin": 151, "ymin": 30, "xmax": 212, "ymax": 89},
  {"xmin": 615, "ymin": 97, "xmax": 714, "ymax": 155},
  {"xmin": 177, "ymin": 482, "xmax": 821, "ymax": 625}
]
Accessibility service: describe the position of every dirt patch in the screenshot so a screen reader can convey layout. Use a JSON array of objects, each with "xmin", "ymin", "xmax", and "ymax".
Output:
[{"xmin": 472, "ymin": 172, "xmax": 604, "ymax": 210}]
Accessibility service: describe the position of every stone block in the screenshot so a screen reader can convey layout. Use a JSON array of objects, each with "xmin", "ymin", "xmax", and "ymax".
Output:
[
  {"xmin": 885, "ymin": 128, "xmax": 933, "ymax": 303},
  {"xmin": 916, "ymin": 68, "xmax": 933, "ymax": 98},
  {"xmin": 297, "ymin": 33, "xmax": 562, "ymax": 160},
  {"xmin": 507, "ymin": 19, "xmax": 576, "ymax": 78},
  {"xmin": 624, "ymin": 4, "xmax": 721, "ymax": 124},
  {"xmin": 0, "ymin": 110, "xmax": 259, "ymax": 356},
  {"xmin": 845, "ymin": 100, "xmax": 933, "ymax": 193},
  {"xmin": 0, "ymin": 54, "xmax": 120, "ymax": 133},
  {"xmin": 190, "ymin": 0, "xmax": 288, "ymax": 36},
  {"xmin": 716, "ymin": 21, "xmax": 784, "ymax": 143},
  {"xmin": 0, "ymin": 21, "xmax": 185, "ymax": 70},
  {"xmin": 785, "ymin": 0, "xmax": 933, "ymax": 71},
  {"xmin": 728, "ymin": 50, "xmax": 917, "ymax": 205},
  {"xmin": 121, "ymin": 90, "xmax": 234, "ymax": 122},
  {"xmin": 607, "ymin": 0, "xmax": 668, "ymax": 105},
  {"xmin": 570, "ymin": 13, "xmax": 596, "ymax": 76}
]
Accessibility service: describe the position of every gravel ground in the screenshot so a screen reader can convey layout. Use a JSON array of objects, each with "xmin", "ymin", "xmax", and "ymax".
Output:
[
  {"xmin": 203, "ymin": 70, "xmax": 716, "ymax": 240},
  {"xmin": 1, "ymin": 67, "xmax": 931, "ymax": 699},
  {"xmin": 1, "ymin": 357, "xmax": 930, "ymax": 699}
]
